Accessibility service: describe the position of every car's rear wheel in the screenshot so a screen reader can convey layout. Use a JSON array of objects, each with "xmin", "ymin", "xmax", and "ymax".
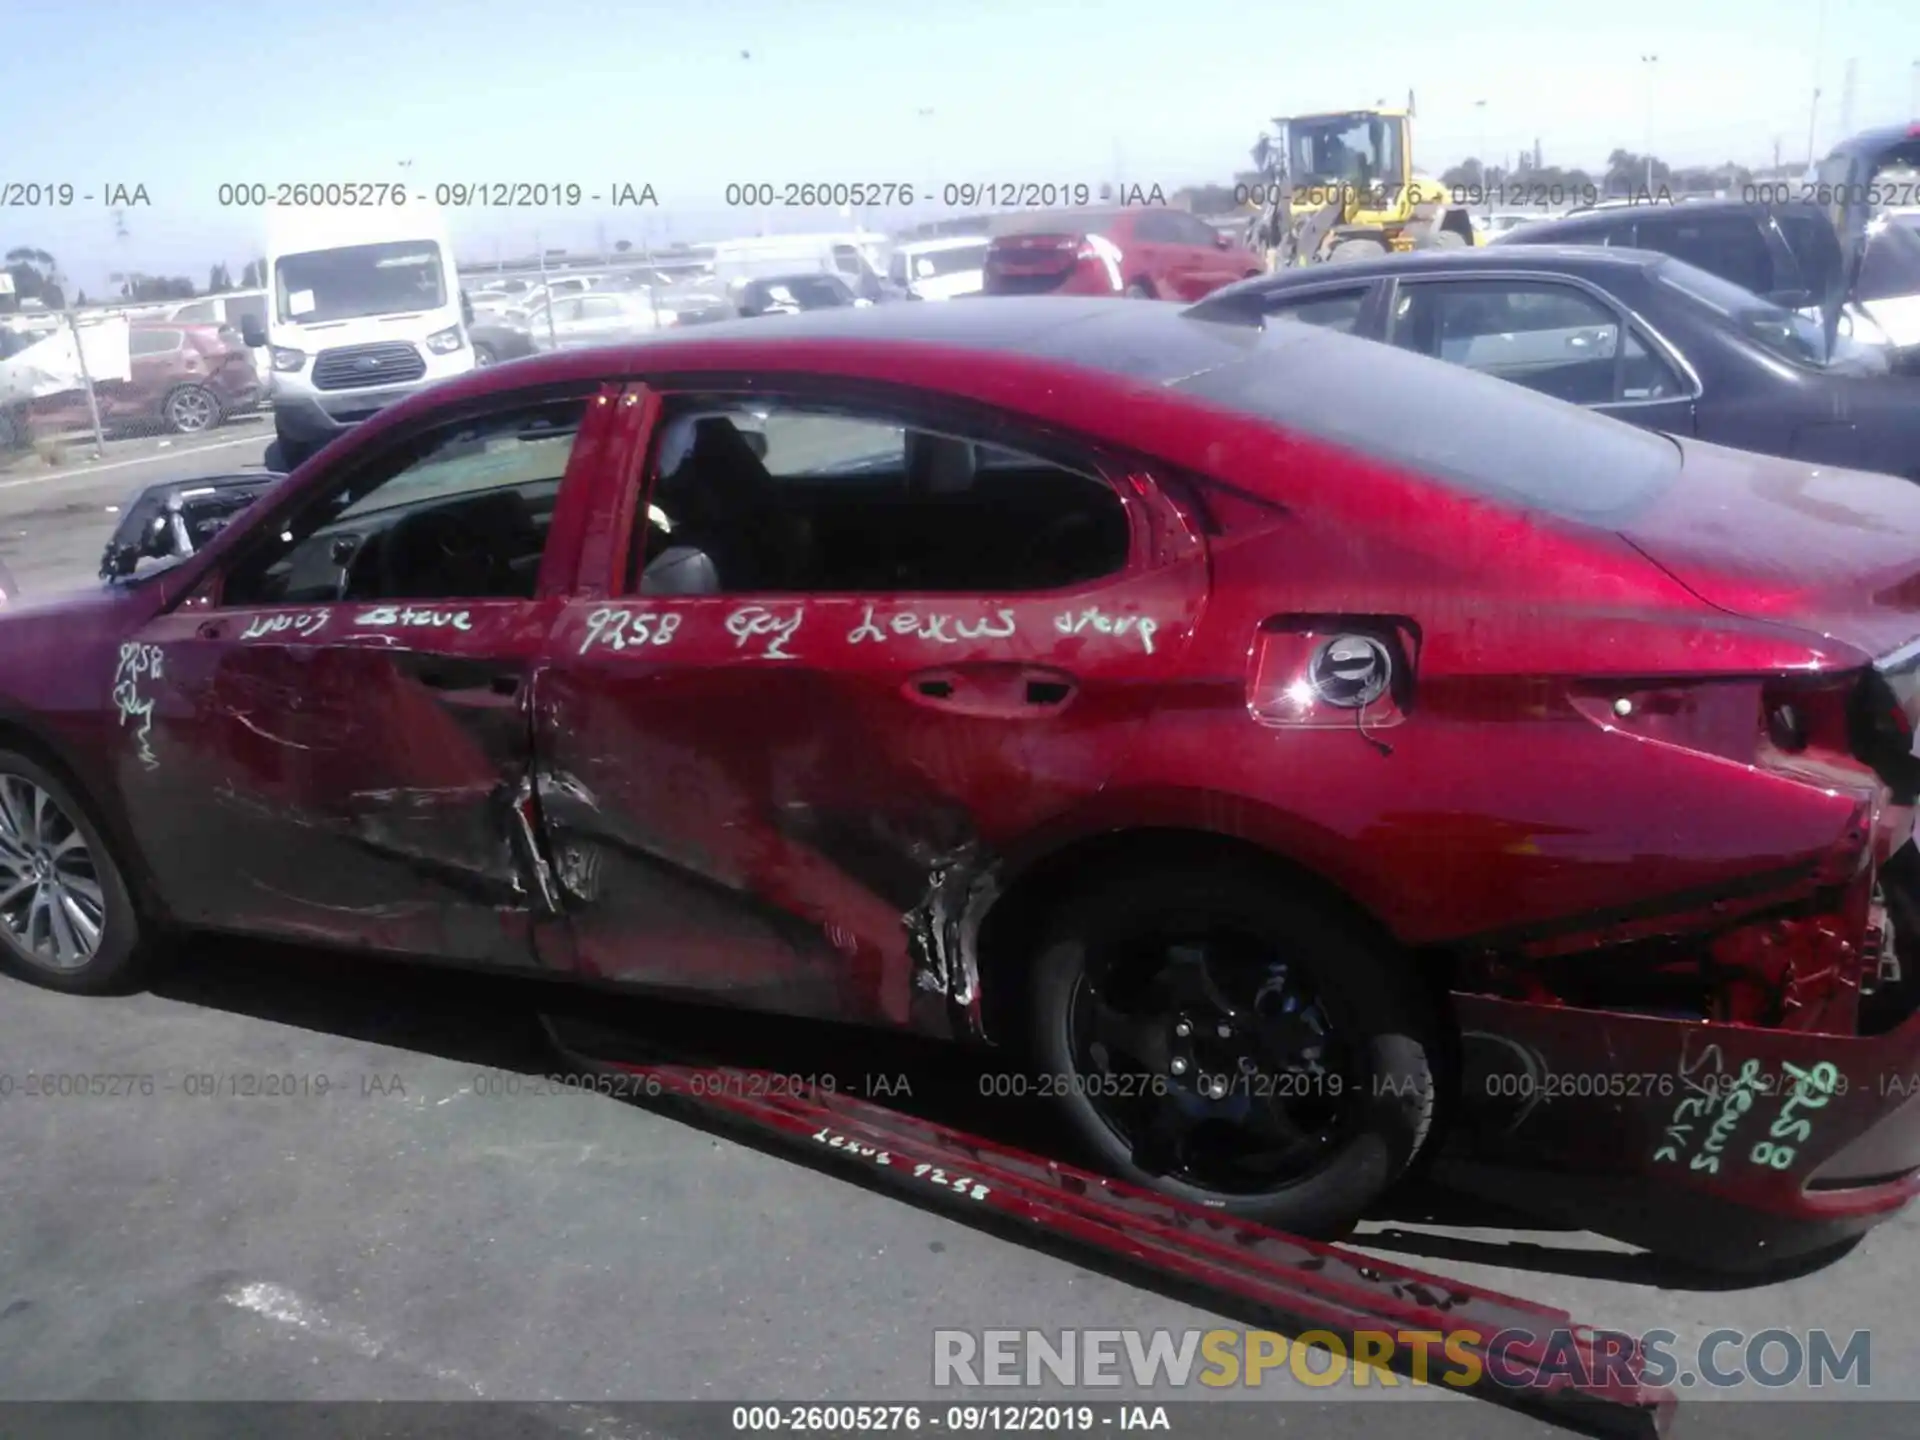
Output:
[
  {"xmin": 162, "ymin": 384, "xmax": 222, "ymax": 435},
  {"xmin": 0, "ymin": 750, "xmax": 151, "ymax": 994},
  {"xmin": 473, "ymin": 340, "xmax": 498, "ymax": 367},
  {"xmin": 1027, "ymin": 861, "xmax": 1440, "ymax": 1237}
]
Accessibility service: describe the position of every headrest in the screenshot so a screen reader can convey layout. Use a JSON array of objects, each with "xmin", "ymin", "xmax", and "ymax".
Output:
[
  {"xmin": 640, "ymin": 545, "xmax": 721, "ymax": 595},
  {"xmin": 905, "ymin": 430, "xmax": 977, "ymax": 494}
]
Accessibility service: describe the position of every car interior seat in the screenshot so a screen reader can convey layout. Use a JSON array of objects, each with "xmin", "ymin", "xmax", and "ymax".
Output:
[{"xmin": 643, "ymin": 416, "xmax": 814, "ymax": 593}]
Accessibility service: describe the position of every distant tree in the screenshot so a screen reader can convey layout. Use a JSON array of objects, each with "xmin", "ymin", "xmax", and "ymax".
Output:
[
  {"xmin": 1441, "ymin": 158, "xmax": 1498, "ymax": 190},
  {"xmin": 4, "ymin": 246, "xmax": 64, "ymax": 309},
  {"xmin": 74, "ymin": 289, "xmax": 88, "ymax": 306},
  {"xmin": 1603, "ymin": 149, "xmax": 1673, "ymax": 195},
  {"xmin": 207, "ymin": 263, "xmax": 233, "ymax": 293},
  {"xmin": 614, "ymin": 239, "xmax": 632, "ymax": 253},
  {"xmin": 117, "ymin": 273, "xmax": 197, "ymax": 301}
]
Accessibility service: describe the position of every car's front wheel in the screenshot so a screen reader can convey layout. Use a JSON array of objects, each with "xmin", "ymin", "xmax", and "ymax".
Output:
[
  {"xmin": 0, "ymin": 750, "xmax": 152, "ymax": 994},
  {"xmin": 1027, "ymin": 860, "xmax": 1440, "ymax": 1237}
]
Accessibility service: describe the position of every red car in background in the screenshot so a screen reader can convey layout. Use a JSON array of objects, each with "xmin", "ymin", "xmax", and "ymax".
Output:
[
  {"xmin": 982, "ymin": 207, "xmax": 1264, "ymax": 300},
  {"xmin": 0, "ymin": 321, "xmax": 259, "ymax": 447},
  {"xmin": 5, "ymin": 298, "xmax": 1920, "ymax": 1272}
]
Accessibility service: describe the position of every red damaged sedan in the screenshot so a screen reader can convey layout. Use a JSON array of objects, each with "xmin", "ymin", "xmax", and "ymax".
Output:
[{"xmin": 4, "ymin": 297, "xmax": 1920, "ymax": 1268}]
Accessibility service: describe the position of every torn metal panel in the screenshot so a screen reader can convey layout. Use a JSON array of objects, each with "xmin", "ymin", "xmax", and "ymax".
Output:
[
  {"xmin": 507, "ymin": 771, "xmax": 562, "ymax": 914},
  {"xmin": 902, "ymin": 840, "xmax": 996, "ymax": 1012}
]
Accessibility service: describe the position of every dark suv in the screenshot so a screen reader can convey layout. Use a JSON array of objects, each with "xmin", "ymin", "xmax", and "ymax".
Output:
[{"xmin": 1496, "ymin": 198, "xmax": 1920, "ymax": 370}]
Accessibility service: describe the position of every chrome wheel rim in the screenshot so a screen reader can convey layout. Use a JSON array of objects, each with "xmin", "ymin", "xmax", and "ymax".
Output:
[
  {"xmin": 168, "ymin": 387, "xmax": 216, "ymax": 432},
  {"xmin": 0, "ymin": 776, "xmax": 104, "ymax": 970}
]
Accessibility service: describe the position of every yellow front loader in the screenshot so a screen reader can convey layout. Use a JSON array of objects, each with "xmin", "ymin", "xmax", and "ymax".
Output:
[{"xmin": 1243, "ymin": 103, "xmax": 1478, "ymax": 270}]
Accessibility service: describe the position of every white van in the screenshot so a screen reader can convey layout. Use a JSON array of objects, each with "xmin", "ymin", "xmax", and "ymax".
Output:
[
  {"xmin": 244, "ymin": 202, "xmax": 474, "ymax": 470},
  {"xmin": 887, "ymin": 236, "xmax": 990, "ymax": 300}
]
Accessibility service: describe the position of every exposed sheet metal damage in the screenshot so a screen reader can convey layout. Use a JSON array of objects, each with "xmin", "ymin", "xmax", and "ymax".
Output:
[
  {"xmin": 208, "ymin": 773, "xmax": 539, "ymax": 921},
  {"xmin": 903, "ymin": 840, "xmax": 998, "ymax": 1014},
  {"xmin": 1455, "ymin": 843, "xmax": 1896, "ymax": 1039}
]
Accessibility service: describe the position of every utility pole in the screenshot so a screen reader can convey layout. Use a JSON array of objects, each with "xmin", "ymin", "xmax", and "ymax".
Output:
[
  {"xmin": 915, "ymin": 107, "xmax": 936, "ymax": 221},
  {"xmin": 1806, "ymin": 0, "xmax": 1827, "ymax": 166},
  {"xmin": 1474, "ymin": 98, "xmax": 1488, "ymax": 210},
  {"xmin": 1839, "ymin": 57, "xmax": 1858, "ymax": 140},
  {"xmin": 1641, "ymin": 55, "xmax": 1659, "ymax": 194},
  {"xmin": 52, "ymin": 263, "xmax": 105, "ymax": 459},
  {"xmin": 536, "ymin": 235, "xmax": 557, "ymax": 350}
]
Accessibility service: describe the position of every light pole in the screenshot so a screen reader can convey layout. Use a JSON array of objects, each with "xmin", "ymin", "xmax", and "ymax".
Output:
[
  {"xmin": 1474, "ymin": 99, "xmax": 1488, "ymax": 209},
  {"xmin": 1806, "ymin": 0, "xmax": 1827, "ymax": 166},
  {"xmin": 1641, "ymin": 55, "xmax": 1658, "ymax": 195},
  {"xmin": 52, "ymin": 263, "xmax": 105, "ymax": 459},
  {"xmin": 915, "ymin": 107, "xmax": 936, "ymax": 223}
]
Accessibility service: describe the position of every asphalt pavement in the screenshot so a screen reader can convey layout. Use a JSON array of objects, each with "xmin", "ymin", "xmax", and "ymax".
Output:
[
  {"xmin": 0, "ymin": 433, "xmax": 1917, "ymax": 1439},
  {"xmin": 0, "ymin": 416, "xmax": 275, "ymax": 599}
]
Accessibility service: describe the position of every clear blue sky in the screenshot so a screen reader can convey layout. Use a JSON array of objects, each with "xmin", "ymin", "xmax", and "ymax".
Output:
[{"xmin": 3, "ymin": 0, "xmax": 1915, "ymax": 292}]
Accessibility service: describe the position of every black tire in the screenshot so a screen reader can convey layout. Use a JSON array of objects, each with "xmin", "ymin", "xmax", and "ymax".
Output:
[
  {"xmin": 473, "ymin": 340, "xmax": 498, "ymax": 367},
  {"xmin": 263, "ymin": 437, "xmax": 307, "ymax": 473},
  {"xmin": 1431, "ymin": 229, "xmax": 1469, "ymax": 249},
  {"xmin": 1126, "ymin": 280, "xmax": 1156, "ymax": 299},
  {"xmin": 162, "ymin": 383, "xmax": 222, "ymax": 435},
  {"xmin": 1326, "ymin": 238, "xmax": 1390, "ymax": 264},
  {"xmin": 1027, "ymin": 861, "xmax": 1440, "ymax": 1237},
  {"xmin": 0, "ymin": 749, "xmax": 152, "ymax": 994}
]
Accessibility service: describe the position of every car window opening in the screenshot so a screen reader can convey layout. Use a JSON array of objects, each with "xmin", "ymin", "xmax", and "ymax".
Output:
[
  {"xmin": 629, "ymin": 402, "xmax": 1132, "ymax": 596},
  {"xmin": 221, "ymin": 398, "xmax": 588, "ymax": 608}
]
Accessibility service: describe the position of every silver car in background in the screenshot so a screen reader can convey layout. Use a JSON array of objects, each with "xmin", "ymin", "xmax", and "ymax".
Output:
[{"xmin": 525, "ymin": 290, "xmax": 680, "ymax": 351}]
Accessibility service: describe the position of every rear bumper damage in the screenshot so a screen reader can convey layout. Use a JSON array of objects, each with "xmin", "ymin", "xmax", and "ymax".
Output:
[
  {"xmin": 1440, "ymin": 989, "xmax": 1920, "ymax": 1267},
  {"xmin": 1441, "ymin": 780, "xmax": 1920, "ymax": 1265}
]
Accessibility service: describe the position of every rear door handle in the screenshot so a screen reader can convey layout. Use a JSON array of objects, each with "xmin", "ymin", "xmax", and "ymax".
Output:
[{"xmin": 904, "ymin": 665, "xmax": 1077, "ymax": 718}]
